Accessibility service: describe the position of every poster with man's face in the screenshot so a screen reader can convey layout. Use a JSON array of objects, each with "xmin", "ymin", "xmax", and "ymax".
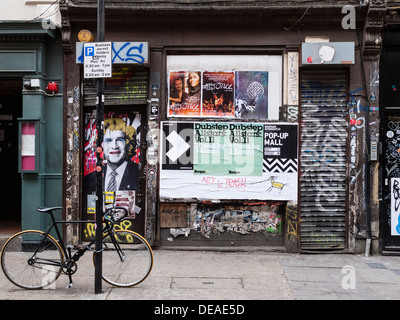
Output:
[{"xmin": 83, "ymin": 111, "xmax": 141, "ymax": 218}]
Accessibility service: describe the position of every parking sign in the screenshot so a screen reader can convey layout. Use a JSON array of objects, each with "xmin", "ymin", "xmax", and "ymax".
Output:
[
  {"xmin": 85, "ymin": 46, "xmax": 94, "ymax": 57},
  {"xmin": 84, "ymin": 42, "xmax": 112, "ymax": 78}
]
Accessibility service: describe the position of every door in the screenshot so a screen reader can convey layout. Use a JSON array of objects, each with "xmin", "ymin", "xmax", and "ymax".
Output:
[
  {"xmin": 300, "ymin": 69, "xmax": 348, "ymax": 250},
  {"xmin": 82, "ymin": 67, "xmax": 148, "ymax": 239},
  {"xmin": 380, "ymin": 38, "xmax": 400, "ymax": 253},
  {"xmin": 0, "ymin": 79, "xmax": 22, "ymax": 233},
  {"xmin": 381, "ymin": 112, "xmax": 400, "ymax": 252}
]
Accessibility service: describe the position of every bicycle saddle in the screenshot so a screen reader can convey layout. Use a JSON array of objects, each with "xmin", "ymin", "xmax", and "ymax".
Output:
[{"xmin": 37, "ymin": 206, "xmax": 63, "ymax": 213}]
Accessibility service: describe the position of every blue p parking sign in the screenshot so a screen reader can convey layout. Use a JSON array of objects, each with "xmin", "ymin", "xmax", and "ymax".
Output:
[
  {"xmin": 85, "ymin": 46, "xmax": 94, "ymax": 56},
  {"xmin": 84, "ymin": 42, "xmax": 112, "ymax": 78}
]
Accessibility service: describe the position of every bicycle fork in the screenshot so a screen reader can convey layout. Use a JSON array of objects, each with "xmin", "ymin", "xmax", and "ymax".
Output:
[{"xmin": 108, "ymin": 231, "xmax": 126, "ymax": 262}]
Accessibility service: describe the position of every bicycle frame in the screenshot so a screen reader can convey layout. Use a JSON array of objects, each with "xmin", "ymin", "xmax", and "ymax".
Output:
[{"xmin": 29, "ymin": 208, "xmax": 125, "ymax": 288}]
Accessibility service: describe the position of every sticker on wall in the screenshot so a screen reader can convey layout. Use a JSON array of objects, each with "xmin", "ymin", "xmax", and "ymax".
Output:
[{"xmin": 193, "ymin": 204, "xmax": 282, "ymax": 236}]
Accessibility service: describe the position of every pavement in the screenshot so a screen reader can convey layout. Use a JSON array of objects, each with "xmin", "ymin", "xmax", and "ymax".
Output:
[{"xmin": 1, "ymin": 248, "xmax": 400, "ymax": 303}]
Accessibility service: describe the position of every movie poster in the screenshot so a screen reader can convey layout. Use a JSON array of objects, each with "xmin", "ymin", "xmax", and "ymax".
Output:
[
  {"xmin": 168, "ymin": 71, "xmax": 202, "ymax": 117},
  {"xmin": 235, "ymin": 71, "xmax": 269, "ymax": 119},
  {"xmin": 202, "ymin": 71, "xmax": 235, "ymax": 118}
]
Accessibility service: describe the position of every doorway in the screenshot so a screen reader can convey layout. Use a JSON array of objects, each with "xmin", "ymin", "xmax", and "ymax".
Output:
[
  {"xmin": 380, "ymin": 33, "xmax": 400, "ymax": 253},
  {"xmin": 0, "ymin": 79, "xmax": 22, "ymax": 234},
  {"xmin": 381, "ymin": 111, "xmax": 400, "ymax": 253},
  {"xmin": 299, "ymin": 69, "xmax": 348, "ymax": 250}
]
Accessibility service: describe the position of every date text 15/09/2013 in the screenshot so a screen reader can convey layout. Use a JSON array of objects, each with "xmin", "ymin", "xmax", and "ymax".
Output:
[{"xmin": 154, "ymin": 304, "xmax": 245, "ymax": 317}]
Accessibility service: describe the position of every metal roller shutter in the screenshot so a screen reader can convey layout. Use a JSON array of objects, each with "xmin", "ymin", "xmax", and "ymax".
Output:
[
  {"xmin": 83, "ymin": 66, "xmax": 148, "ymax": 106},
  {"xmin": 300, "ymin": 69, "xmax": 348, "ymax": 250}
]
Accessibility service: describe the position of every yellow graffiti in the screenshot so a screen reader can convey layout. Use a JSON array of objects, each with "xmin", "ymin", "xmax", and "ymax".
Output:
[
  {"xmin": 84, "ymin": 223, "xmax": 96, "ymax": 238},
  {"xmin": 114, "ymin": 219, "xmax": 132, "ymax": 231},
  {"xmin": 83, "ymin": 220, "xmax": 134, "ymax": 243},
  {"xmin": 114, "ymin": 220, "xmax": 134, "ymax": 243},
  {"xmin": 286, "ymin": 205, "xmax": 298, "ymax": 242}
]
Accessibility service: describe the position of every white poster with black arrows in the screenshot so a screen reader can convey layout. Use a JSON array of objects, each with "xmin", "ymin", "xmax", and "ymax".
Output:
[{"xmin": 160, "ymin": 121, "xmax": 298, "ymax": 201}]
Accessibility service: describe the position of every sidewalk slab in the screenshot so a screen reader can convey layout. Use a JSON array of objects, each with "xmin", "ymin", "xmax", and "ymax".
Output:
[{"xmin": 0, "ymin": 250, "xmax": 399, "ymax": 300}]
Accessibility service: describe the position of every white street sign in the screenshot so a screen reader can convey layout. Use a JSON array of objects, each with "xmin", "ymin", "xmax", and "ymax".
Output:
[{"xmin": 84, "ymin": 42, "xmax": 112, "ymax": 78}]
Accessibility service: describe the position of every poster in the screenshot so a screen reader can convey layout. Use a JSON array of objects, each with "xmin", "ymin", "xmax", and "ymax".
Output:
[
  {"xmin": 263, "ymin": 124, "xmax": 298, "ymax": 173},
  {"xmin": 167, "ymin": 55, "xmax": 282, "ymax": 120},
  {"xmin": 162, "ymin": 122, "xmax": 193, "ymax": 170},
  {"xmin": 391, "ymin": 178, "xmax": 400, "ymax": 236},
  {"xmin": 193, "ymin": 122, "xmax": 263, "ymax": 176},
  {"xmin": 167, "ymin": 69, "xmax": 272, "ymax": 119},
  {"xmin": 160, "ymin": 121, "xmax": 298, "ymax": 201},
  {"xmin": 168, "ymin": 71, "xmax": 201, "ymax": 117},
  {"xmin": 235, "ymin": 71, "xmax": 268, "ymax": 119},
  {"xmin": 202, "ymin": 71, "xmax": 235, "ymax": 117},
  {"xmin": 83, "ymin": 111, "xmax": 141, "ymax": 217}
]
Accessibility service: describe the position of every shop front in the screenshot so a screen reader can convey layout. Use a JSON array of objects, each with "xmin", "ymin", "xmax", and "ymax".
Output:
[
  {"xmin": 159, "ymin": 54, "xmax": 297, "ymax": 249},
  {"xmin": 0, "ymin": 21, "xmax": 63, "ymax": 234},
  {"xmin": 60, "ymin": 0, "xmax": 383, "ymax": 253}
]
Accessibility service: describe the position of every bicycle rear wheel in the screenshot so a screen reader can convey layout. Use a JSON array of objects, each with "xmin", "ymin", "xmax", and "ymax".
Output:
[
  {"xmin": 0, "ymin": 230, "xmax": 64, "ymax": 289},
  {"xmin": 99, "ymin": 230, "xmax": 153, "ymax": 287}
]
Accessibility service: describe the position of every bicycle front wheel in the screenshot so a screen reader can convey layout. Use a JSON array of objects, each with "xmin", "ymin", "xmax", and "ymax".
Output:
[
  {"xmin": 99, "ymin": 230, "xmax": 153, "ymax": 287},
  {"xmin": 0, "ymin": 230, "xmax": 64, "ymax": 289}
]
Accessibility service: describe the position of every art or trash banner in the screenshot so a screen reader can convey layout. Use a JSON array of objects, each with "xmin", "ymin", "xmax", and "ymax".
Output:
[{"xmin": 160, "ymin": 121, "xmax": 298, "ymax": 201}]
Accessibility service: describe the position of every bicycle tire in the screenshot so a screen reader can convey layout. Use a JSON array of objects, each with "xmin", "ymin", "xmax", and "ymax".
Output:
[
  {"xmin": 97, "ymin": 230, "xmax": 153, "ymax": 287},
  {"xmin": 0, "ymin": 230, "xmax": 64, "ymax": 290}
]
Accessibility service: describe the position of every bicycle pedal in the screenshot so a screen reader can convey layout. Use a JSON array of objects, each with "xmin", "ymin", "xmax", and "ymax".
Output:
[{"xmin": 66, "ymin": 282, "xmax": 74, "ymax": 289}]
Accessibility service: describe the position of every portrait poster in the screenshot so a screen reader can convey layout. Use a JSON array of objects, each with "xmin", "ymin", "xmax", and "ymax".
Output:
[
  {"xmin": 168, "ymin": 71, "xmax": 201, "ymax": 117},
  {"xmin": 202, "ymin": 71, "xmax": 235, "ymax": 118},
  {"xmin": 83, "ymin": 111, "xmax": 141, "ymax": 211},
  {"xmin": 235, "ymin": 71, "xmax": 269, "ymax": 119}
]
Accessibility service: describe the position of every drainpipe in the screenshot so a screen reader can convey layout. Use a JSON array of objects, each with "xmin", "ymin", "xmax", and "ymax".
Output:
[{"xmin": 356, "ymin": 1, "xmax": 372, "ymax": 257}]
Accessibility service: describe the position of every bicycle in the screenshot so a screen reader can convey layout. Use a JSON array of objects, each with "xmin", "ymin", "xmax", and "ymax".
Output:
[{"xmin": 0, "ymin": 206, "xmax": 153, "ymax": 290}]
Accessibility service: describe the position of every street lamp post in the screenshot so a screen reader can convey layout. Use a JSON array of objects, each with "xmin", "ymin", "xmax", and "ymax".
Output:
[{"xmin": 94, "ymin": 0, "xmax": 105, "ymax": 294}]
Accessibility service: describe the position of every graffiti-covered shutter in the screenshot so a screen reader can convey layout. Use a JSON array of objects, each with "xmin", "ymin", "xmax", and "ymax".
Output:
[
  {"xmin": 83, "ymin": 66, "xmax": 148, "ymax": 106},
  {"xmin": 300, "ymin": 69, "xmax": 348, "ymax": 250}
]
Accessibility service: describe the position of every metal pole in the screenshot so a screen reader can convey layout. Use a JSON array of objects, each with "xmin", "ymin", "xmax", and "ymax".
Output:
[{"xmin": 94, "ymin": 0, "xmax": 105, "ymax": 294}]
